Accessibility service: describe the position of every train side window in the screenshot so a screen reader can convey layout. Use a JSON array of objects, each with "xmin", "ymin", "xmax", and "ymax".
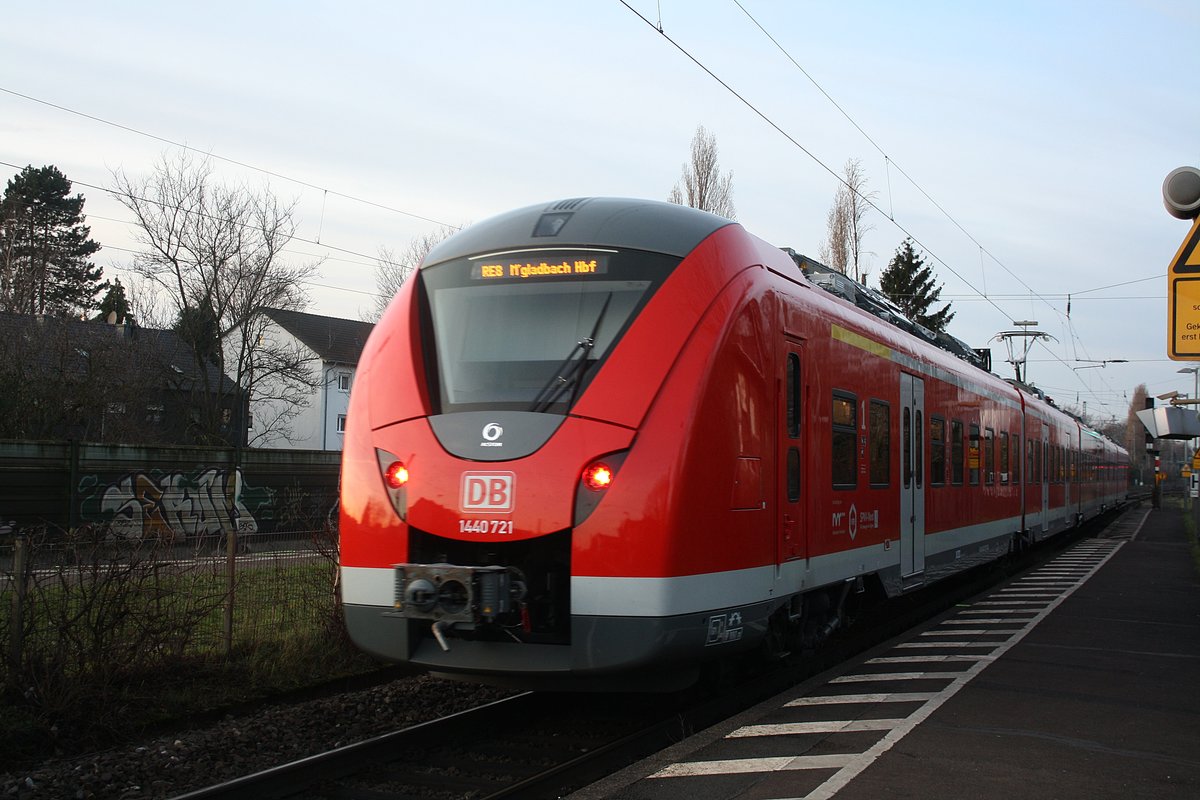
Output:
[
  {"xmin": 930, "ymin": 415, "xmax": 946, "ymax": 486},
  {"xmin": 786, "ymin": 353, "xmax": 801, "ymax": 439},
  {"xmin": 870, "ymin": 400, "xmax": 890, "ymax": 487},
  {"xmin": 999, "ymin": 432, "xmax": 1009, "ymax": 484},
  {"xmin": 968, "ymin": 423, "xmax": 981, "ymax": 485},
  {"xmin": 1011, "ymin": 432, "xmax": 1021, "ymax": 485},
  {"xmin": 951, "ymin": 419, "xmax": 964, "ymax": 485},
  {"xmin": 984, "ymin": 428, "xmax": 995, "ymax": 484},
  {"xmin": 832, "ymin": 391, "xmax": 857, "ymax": 489},
  {"xmin": 1027, "ymin": 439, "xmax": 1035, "ymax": 482}
]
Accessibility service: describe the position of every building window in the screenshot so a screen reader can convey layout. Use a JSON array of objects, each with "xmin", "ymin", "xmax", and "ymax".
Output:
[
  {"xmin": 336, "ymin": 414, "xmax": 347, "ymax": 433},
  {"xmin": 338, "ymin": 372, "xmax": 351, "ymax": 392},
  {"xmin": 869, "ymin": 400, "xmax": 890, "ymax": 487},
  {"xmin": 832, "ymin": 392, "xmax": 857, "ymax": 488}
]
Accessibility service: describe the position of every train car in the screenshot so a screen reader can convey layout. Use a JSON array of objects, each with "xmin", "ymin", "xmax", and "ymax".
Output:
[{"xmin": 339, "ymin": 197, "xmax": 1127, "ymax": 689}]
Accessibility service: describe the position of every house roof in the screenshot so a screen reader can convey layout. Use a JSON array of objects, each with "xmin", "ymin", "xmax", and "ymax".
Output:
[
  {"xmin": 261, "ymin": 308, "xmax": 374, "ymax": 365},
  {"xmin": 0, "ymin": 311, "xmax": 237, "ymax": 393}
]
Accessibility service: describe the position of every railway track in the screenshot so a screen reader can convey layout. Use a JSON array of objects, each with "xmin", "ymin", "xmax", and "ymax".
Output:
[{"xmin": 174, "ymin": 505, "xmax": 1138, "ymax": 800}]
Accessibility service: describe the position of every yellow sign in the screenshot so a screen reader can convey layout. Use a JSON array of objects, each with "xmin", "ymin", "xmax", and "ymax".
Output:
[
  {"xmin": 1192, "ymin": 450, "xmax": 1200, "ymax": 470},
  {"xmin": 1168, "ymin": 215, "xmax": 1200, "ymax": 359},
  {"xmin": 1184, "ymin": 467, "xmax": 1193, "ymax": 478}
]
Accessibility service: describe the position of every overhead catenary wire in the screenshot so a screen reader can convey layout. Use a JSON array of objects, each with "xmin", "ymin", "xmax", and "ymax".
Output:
[
  {"xmin": 0, "ymin": 157, "xmax": 400, "ymax": 305},
  {"xmin": 729, "ymin": 0, "xmax": 1068, "ymax": 327},
  {"xmin": 0, "ymin": 85, "xmax": 460, "ymax": 231},
  {"xmin": 622, "ymin": 1, "xmax": 1142, "ymax": 412}
]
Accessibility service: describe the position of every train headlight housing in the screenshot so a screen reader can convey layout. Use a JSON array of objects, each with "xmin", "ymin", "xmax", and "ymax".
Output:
[
  {"xmin": 582, "ymin": 461, "xmax": 614, "ymax": 492},
  {"xmin": 376, "ymin": 449, "xmax": 409, "ymax": 521},
  {"xmin": 384, "ymin": 461, "xmax": 410, "ymax": 489},
  {"xmin": 574, "ymin": 450, "xmax": 628, "ymax": 526}
]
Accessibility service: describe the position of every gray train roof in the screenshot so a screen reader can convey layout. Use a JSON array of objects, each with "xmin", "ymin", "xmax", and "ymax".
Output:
[{"xmin": 422, "ymin": 197, "xmax": 735, "ymax": 266}]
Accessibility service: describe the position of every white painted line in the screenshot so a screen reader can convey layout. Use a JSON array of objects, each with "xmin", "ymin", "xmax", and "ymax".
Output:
[
  {"xmin": 730, "ymin": 719, "xmax": 904, "ymax": 737},
  {"xmin": 1127, "ymin": 508, "xmax": 1151, "ymax": 540},
  {"xmin": 923, "ymin": 628, "xmax": 1018, "ymax": 635},
  {"xmin": 799, "ymin": 540, "xmax": 1125, "ymax": 800},
  {"xmin": 897, "ymin": 641, "xmax": 997, "ymax": 648},
  {"xmin": 972, "ymin": 600, "xmax": 1051, "ymax": 606},
  {"xmin": 830, "ymin": 672, "xmax": 957, "ymax": 683},
  {"xmin": 866, "ymin": 655, "xmax": 989, "ymax": 665},
  {"xmin": 959, "ymin": 608, "xmax": 1035, "ymax": 615},
  {"xmin": 785, "ymin": 692, "xmax": 938, "ymax": 707},
  {"xmin": 996, "ymin": 588, "xmax": 1061, "ymax": 593},
  {"xmin": 940, "ymin": 618, "xmax": 1025, "ymax": 625},
  {"xmin": 650, "ymin": 753, "xmax": 856, "ymax": 777}
]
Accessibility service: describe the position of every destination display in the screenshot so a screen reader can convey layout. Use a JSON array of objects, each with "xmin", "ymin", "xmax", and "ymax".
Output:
[{"xmin": 471, "ymin": 254, "xmax": 609, "ymax": 281}]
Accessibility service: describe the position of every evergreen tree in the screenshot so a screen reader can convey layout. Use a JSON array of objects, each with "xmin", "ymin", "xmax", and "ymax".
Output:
[
  {"xmin": 96, "ymin": 278, "xmax": 131, "ymax": 323},
  {"xmin": 878, "ymin": 238, "xmax": 955, "ymax": 333},
  {"xmin": 0, "ymin": 165, "xmax": 103, "ymax": 316}
]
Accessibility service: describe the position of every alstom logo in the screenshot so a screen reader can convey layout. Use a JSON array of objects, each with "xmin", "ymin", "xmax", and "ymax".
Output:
[{"xmin": 460, "ymin": 472, "xmax": 516, "ymax": 513}]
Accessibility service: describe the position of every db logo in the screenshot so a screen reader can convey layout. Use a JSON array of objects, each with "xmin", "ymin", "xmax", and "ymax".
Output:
[{"xmin": 460, "ymin": 472, "xmax": 515, "ymax": 513}]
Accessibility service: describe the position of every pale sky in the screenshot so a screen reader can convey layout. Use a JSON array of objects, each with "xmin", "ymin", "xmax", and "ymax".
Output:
[{"xmin": 3, "ymin": 1, "xmax": 1198, "ymax": 424}]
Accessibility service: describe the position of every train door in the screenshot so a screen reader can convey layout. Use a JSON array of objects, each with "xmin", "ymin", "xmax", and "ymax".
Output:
[
  {"xmin": 1040, "ymin": 423, "xmax": 1050, "ymax": 533},
  {"xmin": 900, "ymin": 374, "xmax": 925, "ymax": 578},
  {"xmin": 777, "ymin": 341, "xmax": 805, "ymax": 562}
]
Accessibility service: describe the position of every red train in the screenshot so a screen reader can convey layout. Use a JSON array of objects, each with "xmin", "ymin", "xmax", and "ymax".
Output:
[{"xmin": 339, "ymin": 198, "xmax": 1128, "ymax": 689}]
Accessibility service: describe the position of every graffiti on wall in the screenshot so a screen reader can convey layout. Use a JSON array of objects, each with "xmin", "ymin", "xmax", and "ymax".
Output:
[{"xmin": 77, "ymin": 467, "xmax": 276, "ymax": 542}]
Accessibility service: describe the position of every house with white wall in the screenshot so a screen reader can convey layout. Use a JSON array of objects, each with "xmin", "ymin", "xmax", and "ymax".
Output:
[{"xmin": 250, "ymin": 309, "xmax": 374, "ymax": 451}]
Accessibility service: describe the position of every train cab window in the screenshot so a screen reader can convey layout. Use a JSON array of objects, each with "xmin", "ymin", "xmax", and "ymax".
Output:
[
  {"xmin": 786, "ymin": 354, "xmax": 801, "ymax": 438},
  {"xmin": 984, "ymin": 428, "xmax": 995, "ymax": 484},
  {"xmin": 951, "ymin": 420, "xmax": 964, "ymax": 485},
  {"xmin": 870, "ymin": 400, "xmax": 890, "ymax": 487},
  {"xmin": 999, "ymin": 432, "xmax": 1010, "ymax": 484},
  {"xmin": 968, "ymin": 423, "xmax": 981, "ymax": 485},
  {"xmin": 832, "ymin": 392, "xmax": 857, "ymax": 489},
  {"xmin": 930, "ymin": 415, "xmax": 946, "ymax": 486},
  {"xmin": 420, "ymin": 248, "xmax": 677, "ymax": 414}
]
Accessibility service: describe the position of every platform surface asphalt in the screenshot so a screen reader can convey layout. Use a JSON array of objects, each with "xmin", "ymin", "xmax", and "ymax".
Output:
[{"xmin": 574, "ymin": 504, "xmax": 1200, "ymax": 800}]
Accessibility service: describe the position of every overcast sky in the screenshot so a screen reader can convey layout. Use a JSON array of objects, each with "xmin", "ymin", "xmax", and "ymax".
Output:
[{"xmin": 3, "ymin": 1, "xmax": 1198, "ymax": 423}]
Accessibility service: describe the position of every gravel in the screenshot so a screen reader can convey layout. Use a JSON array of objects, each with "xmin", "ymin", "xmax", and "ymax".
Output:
[{"xmin": 0, "ymin": 674, "xmax": 516, "ymax": 799}]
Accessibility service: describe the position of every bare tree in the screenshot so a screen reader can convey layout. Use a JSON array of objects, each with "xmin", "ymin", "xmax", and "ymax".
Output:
[
  {"xmin": 369, "ymin": 225, "xmax": 458, "ymax": 321},
  {"xmin": 819, "ymin": 158, "xmax": 877, "ymax": 283},
  {"xmin": 110, "ymin": 151, "xmax": 321, "ymax": 445},
  {"xmin": 668, "ymin": 125, "xmax": 736, "ymax": 220}
]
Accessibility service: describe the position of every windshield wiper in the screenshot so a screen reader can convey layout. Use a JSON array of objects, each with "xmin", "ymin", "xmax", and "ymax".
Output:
[{"xmin": 529, "ymin": 293, "xmax": 613, "ymax": 413}]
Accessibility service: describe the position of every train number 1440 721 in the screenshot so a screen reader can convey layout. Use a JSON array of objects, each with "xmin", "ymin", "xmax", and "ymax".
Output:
[{"xmin": 459, "ymin": 519, "xmax": 514, "ymax": 535}]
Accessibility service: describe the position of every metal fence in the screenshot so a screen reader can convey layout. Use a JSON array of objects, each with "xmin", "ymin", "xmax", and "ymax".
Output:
[{"xmin": 2, "ymin": 525, "xmax": 342, "ymax": 694}]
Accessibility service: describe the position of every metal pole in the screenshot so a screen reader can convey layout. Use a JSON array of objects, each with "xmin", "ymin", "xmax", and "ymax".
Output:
[{"xmin": 8, "ymin": 535, "xmax": 28, "ymax": 672}]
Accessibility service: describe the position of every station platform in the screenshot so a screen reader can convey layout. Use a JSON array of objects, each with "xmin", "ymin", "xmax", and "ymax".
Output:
[{"xmin": 573, "ymin": 503, "xmax": 1200, "ymax": 800}]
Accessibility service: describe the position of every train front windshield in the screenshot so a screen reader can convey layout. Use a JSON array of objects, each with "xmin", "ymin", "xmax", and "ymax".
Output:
[{"xmin": 420, "ymin": 249, "xmax": 678, "ymax": 414}]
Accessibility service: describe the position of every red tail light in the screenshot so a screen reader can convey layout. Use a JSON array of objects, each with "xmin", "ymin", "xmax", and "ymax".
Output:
[
  {"xmin": 385, "ymin": 461, "xmax": 410, "ymax": 489},
  {"xmin": 582, "ymin": 461, "xmax": 614, "ymax": 492}
]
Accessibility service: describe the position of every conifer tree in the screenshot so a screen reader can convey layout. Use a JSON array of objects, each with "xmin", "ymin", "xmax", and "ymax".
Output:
[
  {"xmin": 0, "ymin": 165, "xmax": 103, "ymax": 316},
  {"xmin": 879, "ymin": 238, "xmax": 955, "ymax": 333}
]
